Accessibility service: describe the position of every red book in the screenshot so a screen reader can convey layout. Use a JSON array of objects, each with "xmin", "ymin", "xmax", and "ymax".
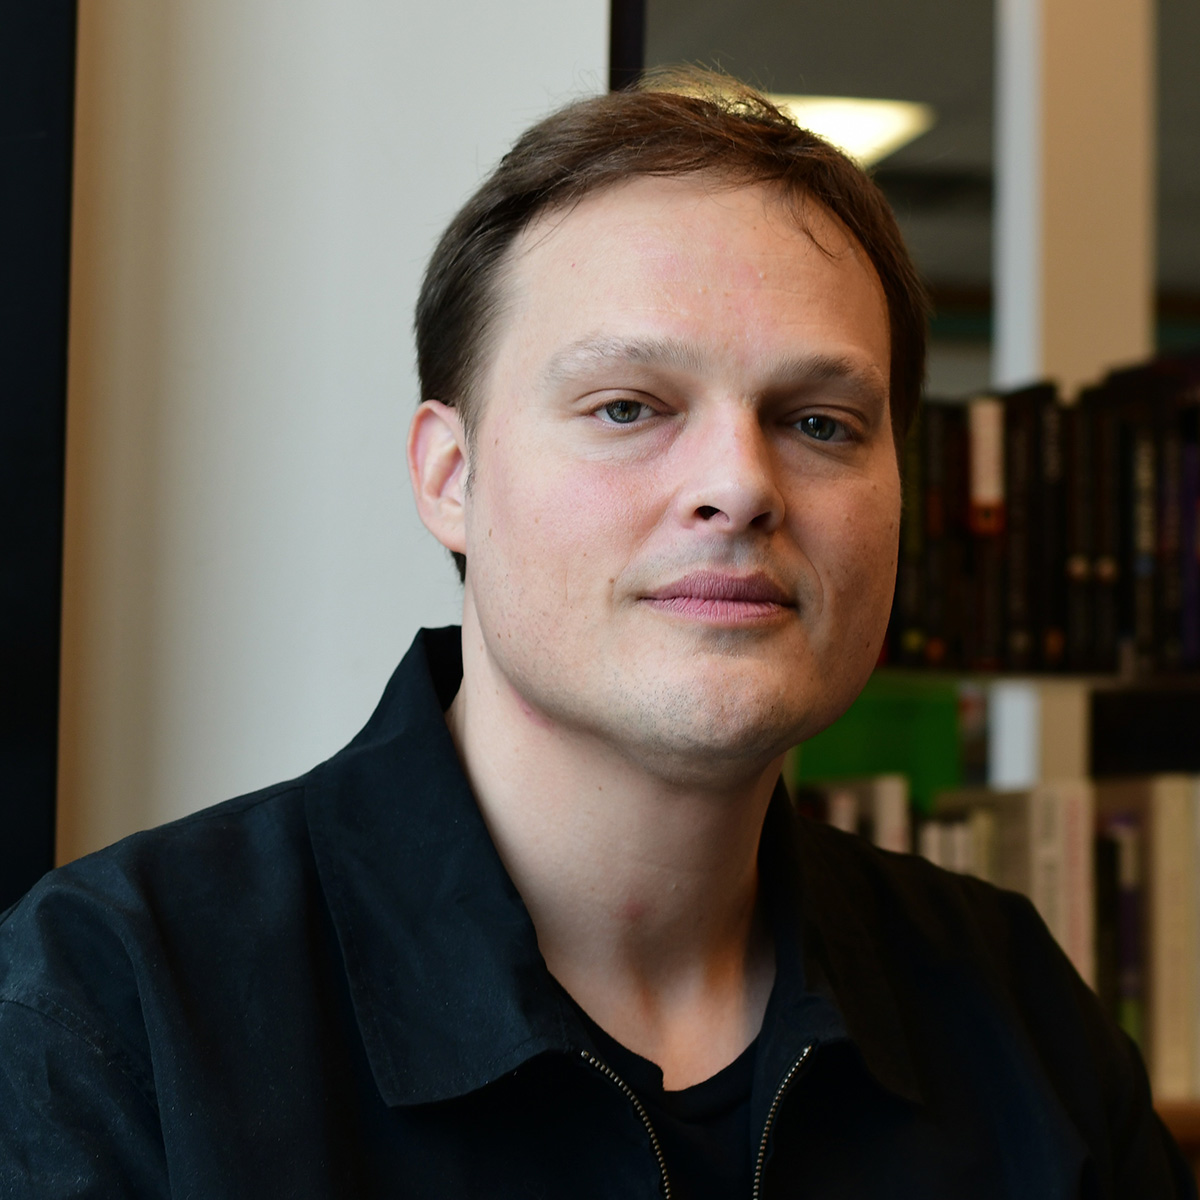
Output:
[{"xmin": 968, "ymin": 396, "xmax": 1005, "ymax": 670}]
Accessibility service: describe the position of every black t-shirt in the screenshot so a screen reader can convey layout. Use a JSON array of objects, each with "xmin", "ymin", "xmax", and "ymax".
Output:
[{"xmin": 577, "ymin": 1009, "xmax": 757, "ymax": 1200}]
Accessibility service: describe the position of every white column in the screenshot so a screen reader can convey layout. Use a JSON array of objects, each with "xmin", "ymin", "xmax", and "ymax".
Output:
[
  {"xmin": 993, "ymin": 0, "xmax": 1155, "ymax": 394},
  {"xmin": 59, "ymin": 0, "xmax": 608, "ymax": 862}
]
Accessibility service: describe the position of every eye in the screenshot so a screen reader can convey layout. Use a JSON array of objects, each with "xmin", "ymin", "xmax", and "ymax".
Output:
[
  {"xmin": 599, "ymin": 399, "xmax": 649, "ymax": 425},
  {"xmin": 797, "ymin": 414, "xmax": 844, "ymax": 442}
]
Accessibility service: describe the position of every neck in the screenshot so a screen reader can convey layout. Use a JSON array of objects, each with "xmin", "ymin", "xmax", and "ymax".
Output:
[{"xmin": 447, "ymin": 618, "xmax": 782, "ymax": 1089}]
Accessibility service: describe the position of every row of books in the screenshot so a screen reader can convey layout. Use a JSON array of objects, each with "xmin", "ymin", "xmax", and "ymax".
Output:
[
  {"xmin": 798, "ymin": 773, "xmax": 1200, "ymax": 1100},
  {"xmin": 890, "ymin": 352, "xmax": 1200, "ymax": 675},
  {"xmin": 793, "ymin": 665, "xmax": 1200, "ymax": 818}
]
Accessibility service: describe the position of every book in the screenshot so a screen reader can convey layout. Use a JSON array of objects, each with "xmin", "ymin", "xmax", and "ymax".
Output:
[
  {"xmin": 917, "ymin": 817, "xmax": 949, "ymax": 869},
  {"xmin": 1094, "ymin": 812, "xmax": 1146, "ymax": 1047},
  {"xmin": 1181, "ymin": 392, "xmax": 1200, "ymax": 669},
  {"xmin": 1158, "ymin": 377, "xmax": 1185, "ymax": 672},
  {"xmin": 1096, "ymin": 775, "xmax": 1200, "ymax": 1099},
  {"xmin": 968, "ymin": 396, "xmax": 1006, "ymax": 670},
  {"xmin": 889, "ymin": 351, "xmax": 1200, "ymax": 680},
  {"xmin": 1108, "ymin": 367, "xmax": 1160, "ymax": 675},
  {"xmin": 986, "ymin": 678, "xmax": 1090, "ymax": 790},
  {"xmin": 791, "ymin": 672, "xmax": 965, "ymax": 815},
  {"xmin": 1094, "ymin": 828, "xmax": 1120, "ymax": 1027},
  {"xmin": 1037, "ymin": 397, "xmax": 1068, "ymax": 670},
  {"xmin": 1112, "ymin": 817, "xmax": 1146, "ymax": 1048},
  {"xmin": 797, "ymin": 775, "xmax": 912, "ymax": 853},
  {"xmin": 921, "ymin": 404, "xmax": 951, "ymax": 667},
  {"xmin": 924, "ymin": 794, "xmax": 997, "ymax": 882},
  {"xmin": 940, "ymin": 404, "xmax": 972, "ymax": 670},
  {"xmin": 1090, "ymin": 385, "xmax": 1122, "ymax": 672},
  {"xmin": 1002, "ymin": 384, "xmax": 1046, "ymax": 670},
  {"xmin": 930, "ymin": 782, "xmax": 1095, "ymax": 987},
  {"xmin": 1058, "ymin": 779, "xmax": 1097, "ymax": 988},
  {"xmin": 894, "ymin": 409, "xmax": 926, "ymax": 665},
  {"xmin": 1063, "ymin": 399, "xmax": 1094, "ymax": 671},
  {"xmin": 996, "ymin": 783, "xmax": 1093, "ymax": 986}
]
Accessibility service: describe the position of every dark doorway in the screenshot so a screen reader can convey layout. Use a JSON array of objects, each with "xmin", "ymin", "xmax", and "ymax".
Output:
[{"xmin": 0, "ymin": 0, "xmax": 78, "ymax": 909}]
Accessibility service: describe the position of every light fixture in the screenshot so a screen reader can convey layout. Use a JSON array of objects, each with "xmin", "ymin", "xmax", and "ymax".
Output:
[{"xmin": 769, "ymin": 95, "xmax": 935, "ymax": 167}]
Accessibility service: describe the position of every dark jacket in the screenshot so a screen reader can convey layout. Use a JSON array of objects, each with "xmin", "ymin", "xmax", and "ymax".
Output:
[{"xmin": 0, "ymin": 627, "xmax": 1193, "ymax": 1198}]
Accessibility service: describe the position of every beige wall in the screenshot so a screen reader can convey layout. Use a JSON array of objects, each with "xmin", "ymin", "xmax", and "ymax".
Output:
[
  {"xmin": 994, "ymin": 0, "xmax": 1155, "ymax": 393},
  {"xmin": 59, "ymin": 1, "xmax": 608, "ymax": 863}
]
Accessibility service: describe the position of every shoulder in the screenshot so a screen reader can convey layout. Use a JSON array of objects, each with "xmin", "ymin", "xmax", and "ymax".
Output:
[
  {"xmin": 794, "ymin": 815, "xmax": 1109, "ymax": 1060},
  {"xmin": 797, "ymin": 817, "xmax": 1146, "ymax": 1114},
  {"xmin": 0, "ymin": 777, "xmax": 313, "ymax": 1073},
  {"xmin": 798, "ymin": 813, "xmax": 1058, "ymax": 969}
]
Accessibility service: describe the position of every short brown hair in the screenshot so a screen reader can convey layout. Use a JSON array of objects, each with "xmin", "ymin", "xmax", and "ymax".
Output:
[{"xmin": 415, "ymin": 71, "xmax": 929, "ymax": 578}]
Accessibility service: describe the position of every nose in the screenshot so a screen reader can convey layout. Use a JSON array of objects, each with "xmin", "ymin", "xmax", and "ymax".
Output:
[{"xmin": 675, "ymin": 407, "xmax": 785, "ymax": 534}]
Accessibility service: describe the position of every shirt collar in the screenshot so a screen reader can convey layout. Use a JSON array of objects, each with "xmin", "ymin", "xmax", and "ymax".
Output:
[
  {"xmin": 758, "ymin": 792, "xmax": 924, "ymax": 1106},
  {"xmin": 305, "ymin": 627, "xmax": 923, "ymax": 1108}
]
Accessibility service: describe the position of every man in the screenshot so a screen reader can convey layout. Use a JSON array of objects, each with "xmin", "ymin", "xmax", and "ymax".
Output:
[{"xmin": 1, "ymin": 77, "xmax": 1193, "ymax": 1198}]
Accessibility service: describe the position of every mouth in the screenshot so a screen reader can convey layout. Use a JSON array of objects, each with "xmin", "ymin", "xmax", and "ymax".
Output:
[{"xmin": 641, "ymin": 571, "xmax": 795, "ymax": 624}]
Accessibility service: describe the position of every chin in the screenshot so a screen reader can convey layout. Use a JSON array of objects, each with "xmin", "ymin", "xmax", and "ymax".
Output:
[{"xmin": 609, "ymin": 680, "xmax": 823, "ymax": 784}]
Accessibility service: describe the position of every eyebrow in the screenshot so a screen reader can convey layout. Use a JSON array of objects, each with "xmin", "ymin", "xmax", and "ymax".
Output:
[{"xmin": 541, "ymin": 334, "xmax": 888, "ymax": 407}]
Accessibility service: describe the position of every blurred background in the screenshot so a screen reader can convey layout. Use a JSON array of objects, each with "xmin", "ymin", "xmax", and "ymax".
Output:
[
  {"xmin": 646, "ymin": 0, "xmax": 1200, "ymax": 394},
  {"xmin": 3, "ymin": 0, "xmax": 1196, "ymax": 905}
]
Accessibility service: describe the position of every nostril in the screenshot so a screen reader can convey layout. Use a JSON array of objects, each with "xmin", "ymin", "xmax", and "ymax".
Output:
[{"xmin": 697, "ymin": 506, "xmax": 720, "ymax": 520}]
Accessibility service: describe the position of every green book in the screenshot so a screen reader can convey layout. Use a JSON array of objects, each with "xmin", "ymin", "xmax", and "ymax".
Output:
[{"xmin": 790, "ymin": 671, "xmax": 966, "ymax": 815}]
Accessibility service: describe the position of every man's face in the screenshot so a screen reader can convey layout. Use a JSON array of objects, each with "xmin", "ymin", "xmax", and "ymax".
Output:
[{"xmin": 458, "ymin": 175, "xmax": 899, "ymax": 782}]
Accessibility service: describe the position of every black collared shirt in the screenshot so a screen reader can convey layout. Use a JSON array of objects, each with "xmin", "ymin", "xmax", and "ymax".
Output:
[{"xmin": 0, "ymin": 627, "xmax": 1194, "ymax": 1198}]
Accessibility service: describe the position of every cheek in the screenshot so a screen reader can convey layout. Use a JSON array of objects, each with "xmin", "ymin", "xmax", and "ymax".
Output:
[
  {"xmin": 477, "ymin": 452, "xmax": 655, "ymax": 598},
  {"xmin": 805, "ymin": 477, "xmax": 901, "ymax": 612}
]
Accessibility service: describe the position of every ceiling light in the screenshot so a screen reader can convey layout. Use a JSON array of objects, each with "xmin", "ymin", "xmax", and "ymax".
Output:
[{"xmin": 770, "ymin": 95, "xmax": 935, "ymax": 167}]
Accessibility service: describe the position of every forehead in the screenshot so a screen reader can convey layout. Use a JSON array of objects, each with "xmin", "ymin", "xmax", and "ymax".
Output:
[{"xmin": 487, "ymin": 175, "xmax": 890, "ymax": 394}]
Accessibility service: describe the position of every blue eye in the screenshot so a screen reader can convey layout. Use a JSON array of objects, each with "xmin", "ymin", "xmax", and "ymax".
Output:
[
  {"xmin": 798, "ymin": 414, "xmax": 841, "ymax": 441},
  {"xmin": 602, "ymin": 400, "xmax": 646, "ymax": 424}
]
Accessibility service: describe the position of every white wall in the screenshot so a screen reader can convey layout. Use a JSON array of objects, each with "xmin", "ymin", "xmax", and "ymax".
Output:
[{"xmin": 59, "ymin": 1, "xmax": 608, "ymax": 862}]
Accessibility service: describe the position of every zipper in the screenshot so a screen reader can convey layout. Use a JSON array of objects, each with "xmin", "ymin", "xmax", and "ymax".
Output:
[
  {"xmin": 581, "ymin": 1048, "xmax": 672, "ymax": 1199},
  {"xmin": 751, "ymin": 1044, "xmax": 813, "ymax": 1200}
]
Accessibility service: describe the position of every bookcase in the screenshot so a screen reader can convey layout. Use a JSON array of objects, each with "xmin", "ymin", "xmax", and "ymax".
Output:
[
  {"xmin": 792, "ymin": 670, "xmax": 1200, "ymax": 1178},
  {"xmin": 790, "ymin": 351, "xmax": 1200, "ymax": 1175}
]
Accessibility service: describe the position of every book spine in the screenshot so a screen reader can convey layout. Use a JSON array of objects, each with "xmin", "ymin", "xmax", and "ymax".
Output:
[
  {"xmin": 968, "ymin": 806, "xmax": 997, "ymax": 883},
  {"xmin": 895, "ymin": 411, "xmax": 926, "ymax": 664},
  {"xmin": 957, "ymin": 681, "xmax": 989, "ymax": 789},
  {"xmin": 987, "ymin": 679, "xmax": 1039, "ymax": 790},
  {"xmin": 969, "ymin": 397, "xmax": 1006, "ymax": 670},
  {"xmin": 1004, "ymin": 393, "xmax": 1037, "ymax": 669},
  {"xmin": 1029, "ymin": 786, "xmax": 1066, "ymax": 954},
  {"xmin": 1148, "ymin": 777, "xmax": 1198, "ymax": 1099},
  {"xmin": 1063, "ymin": 403, "xmax": 1094, "ymax": 671},
  {"xmin": 826, "ymin": 787, "xmax": 860, "ymax": 836},
  {"xmin": 942, "ymin": 406, "xmax": 972, "ymax": 670},
  {"xmin": 1062, "ymin": 780, "xmax": 1095, "ymax": 987},
  {"xmin": 992, "ymin": 791, "xmax": 1034, "ymax": 906},
  {"xmin": 1037, "ymin": 400, "xmax": 1067, "ymax": 670},
  {"xmin": 1181, "ymin": 399, "xmax": 1200, "ymax": 667},
  {"xmin": 1131, "ymin": 413, "xmax": 1159, "ymax": 674},
  {"xmin": 870, "ymin": 774, "xmax": 912, "ymax": 854},
  {"xmin": 1107, "ymin": 373, "xmax": 1163, "ymax": 676},
  {"xmin": 1159, "ymin": 388, "xmax": 1185, "ymax": 672},
  {"xmin": 1094, "ymin": 830, "xmax": 1120, "ymax": 1021},
  {"xmin": 918, "ymin": 819, "xmax": 947, "ymax": 868},
  {"xmin": 1091, "ymin": 390, "xmax": 1122, "ymax": 673},
  {"xmin": 1194, "ymin": 780, "xmax": 1200, "ymax": 1094},
  {"xmin": 1111, "ymin": 817, "xmax": 1145, "ymax": 1048},
  {"xmin": 922, "ymin": 405, "xmax": 950, "ymax": 667}
]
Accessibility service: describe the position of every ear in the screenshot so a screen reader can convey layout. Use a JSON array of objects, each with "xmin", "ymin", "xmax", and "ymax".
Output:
[{"xmin": 407, "ymin": 400, "xmax": 468, "ymax": 556}]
